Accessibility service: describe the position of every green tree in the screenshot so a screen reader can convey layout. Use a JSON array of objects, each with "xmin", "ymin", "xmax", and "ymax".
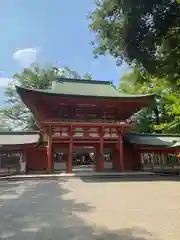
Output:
[
  {"xmin": 153, "ymin": 91, "xmax": 180, "ymax": 133},
  {"xmin": 58, "ymin": 66, "xmax": 82, "ymax": 79},
  {"xmin": 118, "ymin": 69, "xmax": 172, "ymax": 133},
  {"xmin": 58, "ymin": 67, "xmax": 92, "ymax": 80},
  {"xmin": 1, "ymin": 64, "xmax": 93, "ymax": 130},
  {"xmin": 119, "ymin": 69, "xmax": 151, "ymax": 94},
  {"xmin": 89, "ymin": 0, "xmax": 180, "ymax": 80},
  {"xmin": 83, "ymin": 72, "xmax": 93, "ymax": 80}
]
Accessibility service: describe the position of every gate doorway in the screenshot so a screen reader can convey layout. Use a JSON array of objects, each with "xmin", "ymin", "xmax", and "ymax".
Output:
[
  {"xmin": 53, "ymin": 146, "xmax": 95, "ymax": 173},
  {"xmin": 72, "ymin": 146, "xmax": 95, "ymax": 173},
  {"xmin": 53, "ymin": 143, "xmax": 118, "ymax": 173}
]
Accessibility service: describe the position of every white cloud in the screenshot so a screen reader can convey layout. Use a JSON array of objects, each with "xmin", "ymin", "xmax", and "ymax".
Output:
[
  {"xmin": 0, "ymin": 77, "xmax": 13, "ymax": 87},
  {"xmin": 12, "ymin": 48, "xmax": 39, "ymax": 67}
]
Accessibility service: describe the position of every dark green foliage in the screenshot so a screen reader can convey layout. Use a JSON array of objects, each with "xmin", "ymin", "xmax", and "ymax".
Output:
[
  {"xmin": 89, "ymin": 0, "xmax": 180, "ymax": 80},
  {"xmin": 118, "ymin": 69, "xmax": 174, "ymax": 133}
]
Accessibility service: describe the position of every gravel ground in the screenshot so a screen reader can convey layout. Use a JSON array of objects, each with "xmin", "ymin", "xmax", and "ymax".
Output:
[{"xmin": 0, "ymin": 178, "xmax": 179, "ymax": 239}]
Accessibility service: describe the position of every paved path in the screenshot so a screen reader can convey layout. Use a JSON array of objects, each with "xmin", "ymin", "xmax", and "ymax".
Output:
[{"xmin": 0, "ymin": 178, "xmax": 180, "ymax": 239}]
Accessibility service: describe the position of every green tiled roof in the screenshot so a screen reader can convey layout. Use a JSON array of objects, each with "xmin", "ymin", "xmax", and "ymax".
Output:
[
  {"xmin": 16, "ymin": 78, "xmax": 155, "ymax": 99},
  {"xmin": 0, "ymin": 131, "xmax": 40, "ymax": 146},
  {"xmin": 125, "ymin": 133, "xmax": 180, "ymax": 148},
  {"xmin": 51, "ymin": 79, "xmax": 121, "ymax": 97},
  {"xmin": 50, "ymin": 78, "xmax": 155, "ymax": 98}
]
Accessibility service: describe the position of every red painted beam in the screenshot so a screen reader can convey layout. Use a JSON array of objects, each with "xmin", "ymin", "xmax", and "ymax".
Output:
[{"xmin": 40, "ymin": 121, "xmax": 133, "ymax": 128}]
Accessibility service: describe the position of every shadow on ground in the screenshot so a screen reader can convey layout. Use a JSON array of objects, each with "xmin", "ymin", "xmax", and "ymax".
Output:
[{"xmin": 0, "ymin": 179, "xmax": 158, "ymax": 239}]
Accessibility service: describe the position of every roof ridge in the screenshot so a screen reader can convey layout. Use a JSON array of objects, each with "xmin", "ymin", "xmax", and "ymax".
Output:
[{"xmin": 55, "ymin": 78, "xmax": 112, "ymax": 85}]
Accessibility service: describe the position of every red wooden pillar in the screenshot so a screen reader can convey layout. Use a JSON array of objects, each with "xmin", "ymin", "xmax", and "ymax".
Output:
[
  {"xmin": 67, "ymin": 125, "xmax": 73, "ymax": 173},
  {"xmin": 118, "ymin": 130, "xmax": 125, "ymax": 171},
  {"xmin": 96, "ymin": 127, "xmax": 104, "ymax": 172},
  {"xmin": 47, "ymin": 127, "xmax": 53, "ymax": 172},
  {"xmin": 99, "ymin": 136, "xmax": 104, "ymax": 171}
]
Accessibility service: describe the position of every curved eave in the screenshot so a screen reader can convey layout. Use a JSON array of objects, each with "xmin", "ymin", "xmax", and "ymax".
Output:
[
  {"xmin": 15, "ymin": 85, "xmax": 156, "ymax": 101},
  {"xmin": 135, "ymin": 144, "xmax": 180, "ymax": 149},
  {"xmin": 0, "ymin": 143, "xmax": 36, "ymax": 148},
  {"xmin": 127, "ymin": 132, "xmax": 180, "ymax": 138},
  {"xmin": 126, "ymin": 132, "xmax": 180, "ymax": 148}
]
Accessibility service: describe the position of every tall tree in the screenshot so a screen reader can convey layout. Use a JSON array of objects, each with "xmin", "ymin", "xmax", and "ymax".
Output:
[
  {"xmin": 118, "ymin": 69, "xmax": 172, "ymax": 133},
  {"xmin": 0, "ymin": 64, "xmax": 93, "ymax": 130},
  {"xmin": 89, "ymin": 0, "xmax": 180, "ymax": 81},
  {"xmin": 153, "ymin": 91, "xmax": 180, "ymax": 133}
]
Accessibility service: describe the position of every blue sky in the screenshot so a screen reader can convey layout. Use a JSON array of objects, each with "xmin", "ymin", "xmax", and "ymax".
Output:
[{"xmin": 0, "ymin": 0, "xmax": 130, "ymax": 103}]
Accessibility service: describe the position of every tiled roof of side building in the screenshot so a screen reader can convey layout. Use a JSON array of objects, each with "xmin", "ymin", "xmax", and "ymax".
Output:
[
  {"xmin": 125, "ymin": 132, "xmax": 180, "ymax": 148},
  {"xmin": 0, "ymin": 131, "xmax": 40, "ymax": 145},
  {"xmin": 15, "ymin": 78, "xmax": 156, "ymax": 99}
]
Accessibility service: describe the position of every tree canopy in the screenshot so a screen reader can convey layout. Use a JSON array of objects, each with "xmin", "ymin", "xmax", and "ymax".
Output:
[
  {"xmin": 118, "ymin": 69, "xmax": 180, "ymax": 133},
  {"xmin": 89, "ymin": 0, "xmax": 180, "ymax": 80}
]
